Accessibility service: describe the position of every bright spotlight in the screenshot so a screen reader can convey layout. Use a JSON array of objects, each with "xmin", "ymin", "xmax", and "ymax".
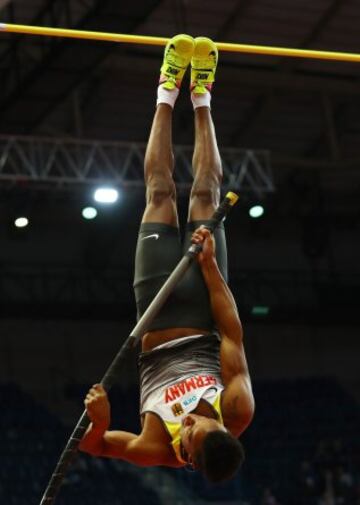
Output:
[
  {"xmin": 82, "ymin": 207, "xmax": 98, "ymax": 220},
  {"xmin": 249, "ymin": 205, "xmax": 264, "ymax": 218},
  {"xmin": 14, "ymin": 217, "xmax": 29, "ymax": 228},
  {"xmin": 94, "ymin": 187, "xmax": 119, "ymax": 204}
]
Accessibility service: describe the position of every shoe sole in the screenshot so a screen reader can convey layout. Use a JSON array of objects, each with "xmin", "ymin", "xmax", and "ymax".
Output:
[
  {"xmin": 190, "ymin": 37, "xmax": 217, "ymax": 93},
  {"xmin": 193, "ymin": 37, "xmax": 218, "ymax": 60},
  {"xmin": 165, "ymin": 34, "xmax": 194, "ymax": 62},
  {"xmin": 160, "ymin": 34, "xmax": 194, "ymax": 89},
  {"xmin": 171, "ymin": 34, "xmax": 194, "ymax": 57}
]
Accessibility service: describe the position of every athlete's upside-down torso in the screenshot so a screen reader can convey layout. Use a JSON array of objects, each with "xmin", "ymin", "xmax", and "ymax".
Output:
[{"xmin": 134, "ymin": 326, "xmax": 253, "ymax": 467}]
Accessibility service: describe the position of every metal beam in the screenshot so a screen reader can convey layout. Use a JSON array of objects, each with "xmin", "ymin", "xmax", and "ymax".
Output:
[
  {"xmin": 0, "ymin": 0, "xmax": 98, "ymax": 108},
  {"xmin": 0, "ymin": 135, "xmax": 273, "ymax": 195},
  {"xmin": 281, "ymin": 0, "xmax": 345, "ymax": 69},
  {"xmin": 230, "ymin": 0, "xmax": 346, "ymax": 145},
  {"xmin": 215, "ymin": 0, "xmax": 253, "ymax": 40},
  {"xmin": 174, "ymin": 0, "xmax": 188, "ymax": 33},
  {"xmin": 304, "ymin": 100, "xmax": 346, "ymax": 158},
  {"xmin": 321, "ymin": 94, "xmax": 341, "ymax": 161},
  {"xmin": 0, "ymin": 1, "xmax": 162, "ymax": 132},
  {"xmin": 0, "ymin": 0, "xmax": 11, "ymax": 10}
]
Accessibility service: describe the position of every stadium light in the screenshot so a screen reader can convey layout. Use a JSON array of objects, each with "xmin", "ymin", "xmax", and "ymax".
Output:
[
  {"xmin": 249, "ymin": 205, "xmax": 264, "ymax": 218},
  {"xmin": 93, "ymin": 187, "xmax": 119, "ymax": 204},
  {"xmin": 14, "ymin": 217, "xmax": 29, "ymax": 228},
  {"xmin": 82, "ymin": 207, "xmax": 97, "ymax": 220}
]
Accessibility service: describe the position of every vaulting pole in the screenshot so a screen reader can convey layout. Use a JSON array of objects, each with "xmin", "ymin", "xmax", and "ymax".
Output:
[{"xmin": 1, "ymin": 23, "xmax": 360, "ymax": 63}]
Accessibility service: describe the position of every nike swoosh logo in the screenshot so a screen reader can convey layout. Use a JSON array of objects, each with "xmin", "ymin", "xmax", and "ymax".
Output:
[{"xmin": 142, "ymin": 233, "xmax": 160, "ymax": 240}]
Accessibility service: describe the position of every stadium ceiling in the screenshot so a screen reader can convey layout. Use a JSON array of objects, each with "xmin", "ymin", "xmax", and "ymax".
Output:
[
  {"xmin": 0, "ymin": 0, "xmax": 359, "ymax": 198},
  {"xmin": 0, "ymin": 0, "xmax": 359, "ymax": 320}
]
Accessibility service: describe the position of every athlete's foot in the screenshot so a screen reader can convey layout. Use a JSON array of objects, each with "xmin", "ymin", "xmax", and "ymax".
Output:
[
  {"xmin": 159, "ymin": 34, "xmax": 195, "ymax": 90},
  {"xmin": 190, "ymin": 37, "xmax": 218, "ymax": 94}
]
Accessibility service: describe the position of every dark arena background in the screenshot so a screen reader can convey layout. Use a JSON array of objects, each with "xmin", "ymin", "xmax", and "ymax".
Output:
[{"xmin": 1, "ymin": 1, "xmax": 360, "ymax": 504}]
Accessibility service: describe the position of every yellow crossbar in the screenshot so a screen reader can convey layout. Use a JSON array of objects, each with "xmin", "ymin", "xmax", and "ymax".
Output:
[{"xmin": 1, "ymin": 23, "xmax": 360, "ymax": 63}]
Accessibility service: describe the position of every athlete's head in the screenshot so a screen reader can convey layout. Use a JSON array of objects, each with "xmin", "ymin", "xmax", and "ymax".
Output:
[{"xmin": 180, "ymin": 413, "xmax": 245, "ymax": 482}]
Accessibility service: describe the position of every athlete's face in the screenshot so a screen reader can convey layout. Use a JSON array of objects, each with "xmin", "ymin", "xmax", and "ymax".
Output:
[{"xmin": 180, "ymin": 414, "xmax": 225, "ymax": 467}]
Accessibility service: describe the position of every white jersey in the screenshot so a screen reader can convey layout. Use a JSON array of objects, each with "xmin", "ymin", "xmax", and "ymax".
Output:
[
  {"xmin": 142, "ymin": 371, "xmax": 224, "ymax": 423},
  {"xmin": 138, "ymin": 334, "xmax": 224, "ymax": 464}
]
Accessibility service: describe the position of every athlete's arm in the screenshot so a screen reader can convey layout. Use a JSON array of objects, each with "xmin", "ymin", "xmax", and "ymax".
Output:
[
  {"xmin": 80, "ymin": 428, "xmax": 168, "ymax": 466},
  {"xmin": 79, "ymin": 384, "xmax": 168, "ymax": 466},
  {"xmin": 192, "ymin": 228, "xmax": 255, "ymax": 435}
]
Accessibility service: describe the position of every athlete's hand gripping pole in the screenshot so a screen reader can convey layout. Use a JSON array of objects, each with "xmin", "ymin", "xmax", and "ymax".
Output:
[{"xmin": 39, "ymin": 191, "xmax": 239, "ymax": 505}]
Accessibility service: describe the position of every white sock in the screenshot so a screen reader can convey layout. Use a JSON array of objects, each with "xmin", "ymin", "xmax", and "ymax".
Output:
[
  {"xmin": 191, "ymin": 91, "xmax": 211, "ymax": 110},
  {"xmin": 156, "ymin": 85, "xmax": 179, "ymax": 108}
]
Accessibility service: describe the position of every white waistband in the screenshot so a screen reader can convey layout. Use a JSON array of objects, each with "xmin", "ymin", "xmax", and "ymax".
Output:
[{"xmin": 153, "ymin": 334, "xmax": 204, "ymax": 351}]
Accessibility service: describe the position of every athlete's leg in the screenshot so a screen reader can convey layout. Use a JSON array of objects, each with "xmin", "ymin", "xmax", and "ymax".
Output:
[
  {"xmin": 183, "ymin": 37, "xmax": 228, "ymax": 293},
  {"xmin": 134, "ymin": 35, "xmax": 199, "ymax": 347},
  {"xmin": 142, "ymin": 34, "xmax": 195, "ymax": 226},
  {"xmin": 188, "ymin": 106, "xmax": 222, "ymax": 221},
  {"xmin": 142, "ymin": 103, "xmax": 178, "ymax": 226},
  {"xmin": 188, "ymin": 38, "xmax": 222, "ymax": 222}
]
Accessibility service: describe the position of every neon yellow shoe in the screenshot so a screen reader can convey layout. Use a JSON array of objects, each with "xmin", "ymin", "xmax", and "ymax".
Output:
[
  {"xmin": 190, "ymin": 37, "xmax": 218, "ymax": 94},
  {"xmin": 159, "ymin": 34, "xmax": 195, "ymax": 90}
]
